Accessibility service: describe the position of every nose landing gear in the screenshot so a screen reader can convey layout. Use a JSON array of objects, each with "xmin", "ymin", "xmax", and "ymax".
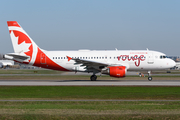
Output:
[
  {"xmin": 148, "ymin": 71, "xmax": 152, "ymax": 81},
  {"xmin": 148, "ymin": 76, "xmax": 152, "ymax": 81}
]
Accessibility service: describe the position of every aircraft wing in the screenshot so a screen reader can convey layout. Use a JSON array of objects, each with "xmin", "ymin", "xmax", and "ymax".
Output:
[
  {"xmin": 74, "ymin": 58, "xmax": 109, "ymax": 67},
  {"xmin": 67, "ymin": 56, "xmax": 109, "ymax": 67},
  {"xmin": 66, "ymin": 56, "xmax": 125, "ymax": 71}
]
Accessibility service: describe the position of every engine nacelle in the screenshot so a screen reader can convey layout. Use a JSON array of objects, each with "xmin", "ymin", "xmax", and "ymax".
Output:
[{"xmin": 102, "ymin": 66, "xmax": 126, "ymax": 78}]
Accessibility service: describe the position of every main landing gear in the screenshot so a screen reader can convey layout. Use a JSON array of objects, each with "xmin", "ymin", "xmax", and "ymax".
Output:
[
  {"xmin": 90, "ymin": 75, "xmax": 97, "ymax": 81},
  {"xmin": 148, "ymin": 71, "xmax": 152, "ymax": 81}
]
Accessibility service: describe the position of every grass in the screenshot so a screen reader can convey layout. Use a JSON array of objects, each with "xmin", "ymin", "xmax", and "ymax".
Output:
[
  {"xmin": 0, "ymin": 86, "xmax": 180, "ymax": 100},
  {"xmin": 1, "ymin": 114, "xmax": 180, "ymax": 120},
  {"xmin": 0, "ymin": 86, "xmax": 180, "ymax": 119},
  {"xmin": 0, "ymin": 101, "xmax": 180, "ymax": 119},
  {"xmin": 0, "ymin": 101, "xmax": 180, "ymax": 110}
]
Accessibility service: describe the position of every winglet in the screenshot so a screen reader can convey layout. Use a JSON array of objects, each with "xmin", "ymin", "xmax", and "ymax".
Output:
[{"xmin": 66, "ymin": 56, "xmax": 72, "ymax": 61}]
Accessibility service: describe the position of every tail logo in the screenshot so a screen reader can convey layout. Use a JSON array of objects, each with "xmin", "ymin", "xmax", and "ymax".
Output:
[{"xmin": 10, "ymin": 30, "xmax": 33, "ymax": 62}]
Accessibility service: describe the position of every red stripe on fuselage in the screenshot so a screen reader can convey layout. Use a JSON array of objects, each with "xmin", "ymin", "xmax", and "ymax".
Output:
[{"xmin": 33, "ymin": 48, "xmax": 69, "ymax": 71}]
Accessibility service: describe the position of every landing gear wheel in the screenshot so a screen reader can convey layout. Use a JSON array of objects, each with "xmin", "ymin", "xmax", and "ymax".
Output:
[
  {"xmin": 147, "ymin": 71, "xmax": 152, "ymax": 81},
  {"xmin": 148, "ymin": 76, "xmax": 152, "ymax": 81},
  {"xmin": 90, "ymin": 75, "xmax": 97, "ymax": 81}
]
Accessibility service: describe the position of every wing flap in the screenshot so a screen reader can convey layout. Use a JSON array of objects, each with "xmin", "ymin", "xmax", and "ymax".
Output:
[
  {"xmin": 66, "ymin": 56, "xmax": 122, "ymax": 67},
  {"xmin": 73, "ymin": 58, "xmax": 108, "ymax": 66}
]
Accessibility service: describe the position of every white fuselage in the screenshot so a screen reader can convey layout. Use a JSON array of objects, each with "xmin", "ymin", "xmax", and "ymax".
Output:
[{"xmin": 41, "ymin": 50, "xmax": 175, "ymax": 72}]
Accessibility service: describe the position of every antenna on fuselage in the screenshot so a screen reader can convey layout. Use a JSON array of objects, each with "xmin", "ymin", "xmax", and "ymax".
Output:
[
  {"xmin": 146, "ymin": 48, "xmax": 149, "ymax": 51},
  {"xmin": 115, "ymin": 48, "xmax": 118, "ymax": 51}
]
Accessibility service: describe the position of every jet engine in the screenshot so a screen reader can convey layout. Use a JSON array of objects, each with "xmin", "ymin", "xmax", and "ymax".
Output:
[{"xmin": 101, "ymin": 66, "xmax": 126, "ymax": 78}]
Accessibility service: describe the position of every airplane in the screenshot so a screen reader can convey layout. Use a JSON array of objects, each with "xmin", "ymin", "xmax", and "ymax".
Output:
[{"xmin": 4, "ymin": 21, "xmax": 176, "ymax": 81}]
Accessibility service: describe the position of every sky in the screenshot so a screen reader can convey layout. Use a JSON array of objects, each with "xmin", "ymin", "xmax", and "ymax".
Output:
[{"xmin": 0, "ymin": 0, "xmax": 180, "ymax": 55}]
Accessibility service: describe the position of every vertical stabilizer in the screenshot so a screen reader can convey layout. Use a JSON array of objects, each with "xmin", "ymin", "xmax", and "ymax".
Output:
[
  {"xmin": 7, "ymin": 21, "xmax": 39, "ymax": 63},
  {"xmin": 7, "ymin": 21, "xmax": 39, "ymax": 53}
]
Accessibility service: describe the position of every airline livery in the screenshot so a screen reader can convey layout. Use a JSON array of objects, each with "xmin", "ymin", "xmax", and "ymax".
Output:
[{"xmin": 4, "ymin": 21, "xmax": 176, "ymax": 81}]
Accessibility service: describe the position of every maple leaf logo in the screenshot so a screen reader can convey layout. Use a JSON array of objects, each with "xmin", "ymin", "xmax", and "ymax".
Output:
[{"xmin": 10, "ymin": 31, "xmax": 32, "ymax": 62}]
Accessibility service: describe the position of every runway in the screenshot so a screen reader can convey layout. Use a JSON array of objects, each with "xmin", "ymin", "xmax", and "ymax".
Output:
[{"xmin": 0, "ymin": 80, "xmax": 180, "ymax": 86}]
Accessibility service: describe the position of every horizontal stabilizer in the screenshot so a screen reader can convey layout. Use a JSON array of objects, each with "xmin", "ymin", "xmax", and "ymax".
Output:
[{"xmin": 4, "ymin": 53, "xmax": 30, "ymax": 60}]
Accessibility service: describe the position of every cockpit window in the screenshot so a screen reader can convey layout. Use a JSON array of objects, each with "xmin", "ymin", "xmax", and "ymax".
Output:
[{"xmin": 160, "ymin": 55, "xmax": 167, "ymax": 59}]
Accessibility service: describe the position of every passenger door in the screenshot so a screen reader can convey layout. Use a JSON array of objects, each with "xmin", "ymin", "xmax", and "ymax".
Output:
[{"xmin": 148, "ymin": 52, "xmax": 154, "ymax": 64}]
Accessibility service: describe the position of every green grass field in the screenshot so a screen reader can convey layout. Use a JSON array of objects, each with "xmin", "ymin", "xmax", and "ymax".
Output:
[
  {"xmin": 0, "ymin": 101, "xmax": 180, "ymax": 120},
  {"xmin": 0, "ymin": 86, "xmax": 180, "ymax": 119},
  {"xmin": 0, "ymin": 86, "xmax": 180, "ymax": 100}
]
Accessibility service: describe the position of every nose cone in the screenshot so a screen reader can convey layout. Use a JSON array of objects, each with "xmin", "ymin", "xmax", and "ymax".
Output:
[{"xmin": 168, "ymin": 59, "xmax": 176, "ymax": 68}]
